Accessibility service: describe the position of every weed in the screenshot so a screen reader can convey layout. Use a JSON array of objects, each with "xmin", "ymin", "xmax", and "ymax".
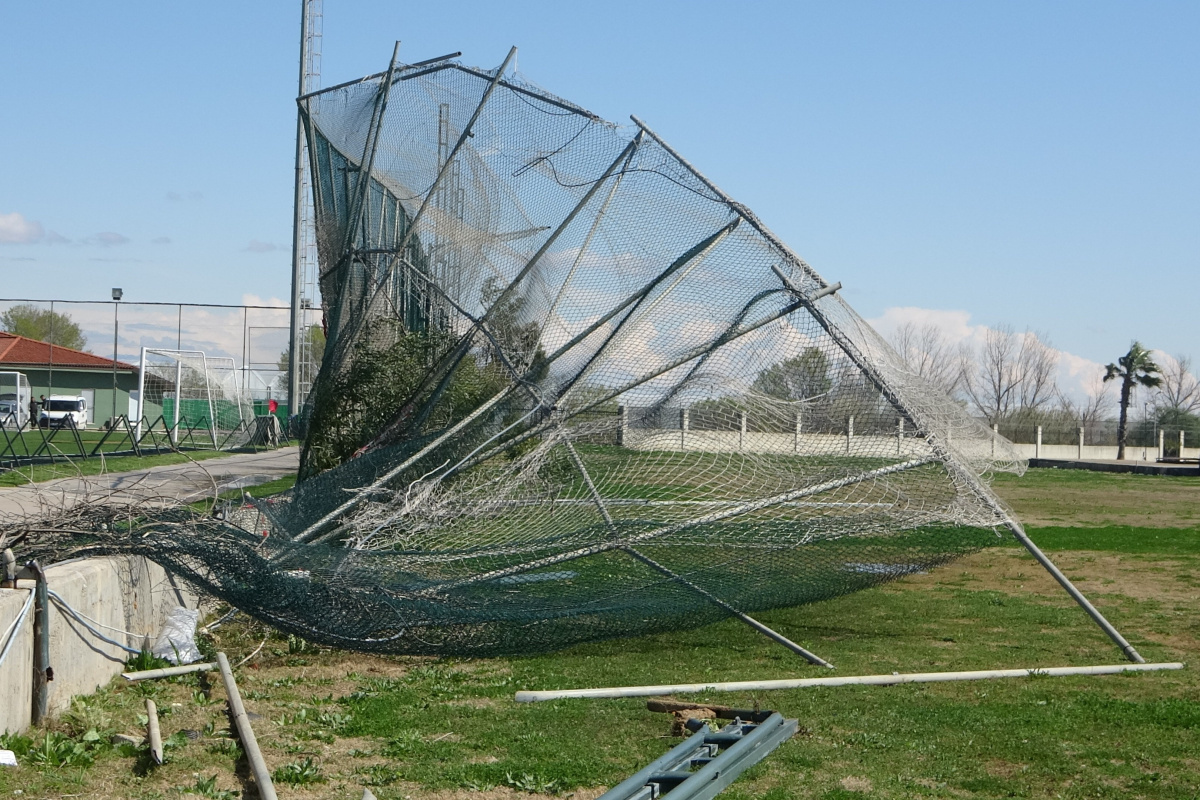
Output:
[
  {"xmin": 272, "ymin": 756, "xmax": 326, "ymax": 785},
  {"xmin": 206, "ymin": 737, "xmax": 240, "ymax": 757},
  {"xmin": 26, "ymin": 730, "xmax": 105, "ymax": 768},
  {"xmin": 125, "ymin": 649, "xmax": 172, "ymax": 673},
  {"xmin": 286, "ymin": 634, "xmax": 309, "ymax": 654},
  {"xmin": 383, "ymin": 729, "xmax": 424, "ymax": 755},
  {"xmin": 0, "ymin": 731, "xmax": 33, "ymax": 758},
  {"xmin": 358, "ymin": 764, "xmax": 404, "ymax": 786},
  {"xmin": 179, "ymin": 774, "xmax": 238, "ymax": 800},
  {"xmin": 463, "ymin": 779, "xmax": 498, "ymax": 792},
  {"xmin": 505, "ymin": 771, "xmax": 560, "ymax": 794}
]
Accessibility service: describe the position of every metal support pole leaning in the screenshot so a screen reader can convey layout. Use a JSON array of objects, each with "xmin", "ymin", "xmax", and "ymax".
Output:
[
  {"xmin": 216, "ymin": 652, "xmax": 277, "ymax": 800},
  {"xmin": 29, "ymin": 561, "xmax": 50, "ymax": 725},
  {"xmin": 1006, "ymin": 521, "xmax": 1144, "ymax": 662},
  {"xmin": 625, "ymin": 545, "xmax": 833, "ymax": 668},
  {"xmin": 561, "ymin": 439, "xmax": 833, "ymax": 667}
]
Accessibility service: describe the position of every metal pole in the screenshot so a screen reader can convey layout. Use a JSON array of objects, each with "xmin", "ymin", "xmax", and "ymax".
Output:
[
  {"xmin": 123, "ymin": 661, "xmax": 217, "ymax": 682},
  {"xmin": 145, "ymin": 698, "xmax": 163, "ymax": 765},
  {"xmin": 29, "ymin": 561, "xmax": 50, "ymax": 725},
  {"xmin": 112, "ymin": 299, "xmax": 119, "ymax": 424},
  {"xmin": 515, "ymin": 662, "xmax": 1184, "ymax": 702},
  {"xmin": 288, "ymin": 0, "xmax": 312, "ymax": 418},
  {"xmin": 1007, "ymin": 524, "xmax": 1144, "ymax": 662},
  {"xmin": 202, "ymin": 354, "xmax": 218, "ymax": 448},
  {"xmin": 561, "ymin": 438, "xmax": 832, "ymax": 667},
  {"xmin": 172, "ymin": 358, "xmax": 182, "ymax": 446},
  {"xmin": 216, "ymin": 653, "xmax": 278, "ymax": 800},
  {"xmin": 135, "ymin": 346, "xmax": 147, "ymax": 439}
]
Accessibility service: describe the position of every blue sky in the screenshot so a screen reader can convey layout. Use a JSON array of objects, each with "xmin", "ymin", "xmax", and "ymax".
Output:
[{"xmin": 1, "ymin": 1, "xmax": 1196, "ymax": 384}]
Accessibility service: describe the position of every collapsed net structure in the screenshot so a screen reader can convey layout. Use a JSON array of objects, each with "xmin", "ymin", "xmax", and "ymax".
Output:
[{"xmin": 10, "ymin": 49, "xmax": 1045, "ymax": 659}]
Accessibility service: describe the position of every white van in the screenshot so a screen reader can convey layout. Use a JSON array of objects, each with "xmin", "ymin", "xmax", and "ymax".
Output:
[
  {"xmin": 39, "ymin": 395, "xmax": 88, "ymax": 429},
  {"xmin": 0, "ymin": 371, "xmax": 32, "ymax": 428}
]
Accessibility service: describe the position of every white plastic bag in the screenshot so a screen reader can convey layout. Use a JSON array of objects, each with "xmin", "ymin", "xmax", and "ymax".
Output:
[{"xmin": 151, "ymin": 606, "xmax": 202, "ymax": 665}]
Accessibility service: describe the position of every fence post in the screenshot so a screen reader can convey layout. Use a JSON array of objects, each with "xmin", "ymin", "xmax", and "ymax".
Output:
[
  {"xmin": 1035, "ymin": 425, "xmax": 1042, "ymax": 460},
  {"xmin": 846, "ymin": 416, "xmax": 854, "ymax": 455},
  {"xmin": 1078, "ymin": 427, "xmax": 1084, "ymax": 460},
  {"xmin": 679, "ymin": 407, "xmax": 688, "ymax": 451},
  {"xmin": 794, "ymin": 411, "xmax": 801, "ymax": 454},
  {"xmin": 992, "ymin": 423, "xmax": 998, "ymax": 457},
  {"xmin": 1181, "ymin": 430, "xmax": 1187, "ymax": 460},
  {"xmin": 617, "ymin": 405, "xmax": 627, "ymax": 448},
  {"xmin": 739, "ymin": 410, "xmax": 747, "ymax": 451},
  {"xmin": 1158, "ymin": 429, "xmax": 1165, "ymax": 460},
  {"xmin": 897, "ymin": 417, "xmax": 904, "ymax": 456}
]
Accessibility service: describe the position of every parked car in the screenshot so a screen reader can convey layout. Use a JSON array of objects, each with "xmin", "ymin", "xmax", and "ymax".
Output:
[{"xmin": 39, "ymin": 395, "xmax": 88, "ymax": 429}]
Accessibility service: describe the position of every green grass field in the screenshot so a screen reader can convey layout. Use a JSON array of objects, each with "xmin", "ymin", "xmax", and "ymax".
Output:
[{"xmin": 1, "ymin": 468, "xmax": 1197, "ymax": 799}]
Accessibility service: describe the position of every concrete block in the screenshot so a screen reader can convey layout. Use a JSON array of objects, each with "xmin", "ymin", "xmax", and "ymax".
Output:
[
  {"xmin": 0, "ymin": 588, "xmax": 34, "ymax": 734},
  {"xmin": 0, "ymin": 556, "xmax": 197, "ymax": 733}
]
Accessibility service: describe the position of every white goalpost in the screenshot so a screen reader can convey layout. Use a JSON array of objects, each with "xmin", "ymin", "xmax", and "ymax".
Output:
[{"xmin": 135, "ymin": 348, "xmax": 253, "ymax": 448}]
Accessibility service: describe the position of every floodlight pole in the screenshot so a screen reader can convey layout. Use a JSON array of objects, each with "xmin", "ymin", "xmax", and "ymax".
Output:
[
  {"xmin": 288, "ymin": 0, "xmax": 315, "ymax": 420},
  {"xmin": 631, "ymin": 115, "xmax": 1145, "ymax": 664}
]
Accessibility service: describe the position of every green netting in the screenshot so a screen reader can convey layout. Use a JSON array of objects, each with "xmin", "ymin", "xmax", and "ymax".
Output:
[{"xmin": 6, "ymin": 51, "xmax": 1027, "ymax": 657}]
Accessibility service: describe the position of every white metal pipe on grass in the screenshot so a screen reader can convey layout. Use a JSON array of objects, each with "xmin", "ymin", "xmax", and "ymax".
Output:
[
  {"xmin": 514, "ymin": 662, "xmax": 1184, "ymax": 702},
  {"xmin": 145, "ymin": 698, "xmax": 163, "ymax": 765},
  {"xmin": 122, "ymin": 661, "xmax": 217, "ymax": 681},
  {"xmin": 217, "ymin": 652, "xmax": 277, "ymax": 800}
]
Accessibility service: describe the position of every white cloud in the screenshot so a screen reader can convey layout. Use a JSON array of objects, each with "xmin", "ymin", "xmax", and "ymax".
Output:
[
  {"xmin": 0, "ymin": 212, "xmax": 44, "ymax": 244},
  {"xmin": 867, "ymin": 305, "xmax": 1110, "ymax": 406},
  {"xmin": 242, "ymin": 294, "xmax": 290, "ymax": 308}
]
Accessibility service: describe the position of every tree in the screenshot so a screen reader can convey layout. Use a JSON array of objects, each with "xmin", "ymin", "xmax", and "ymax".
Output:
[
  {"xmin": 277, "ymin": 324, "xmax": 327, "ymax": 393},
  {"xmin": 1158, "ymin": 354, "xmax": 1199, "ymax": 415},
  {"xmin": 890, "ymin": 321, "xmax": 964, "ymax": 398},
  {"xmin": 0, "ymin": 303, "xmax": 88, "ymax": 351},
  {"xmin": 1103, "ymin": 341, "xmax": 1162, "ymax": 460},
  {"xmin": 751, "ymin": 347, "xmax": 832, "ymax": 401},
  {"xmin": 960, "ymin": 325, "xmax": 1058, "ymax": 423}
]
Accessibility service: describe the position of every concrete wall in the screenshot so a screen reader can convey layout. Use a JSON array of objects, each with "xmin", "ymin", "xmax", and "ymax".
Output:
[
  {"xmin": 1011, "ymin": 443, "xmax": 1200, "ymax": 461},
  {"xmin": 625, "ymin": 429, "xmax": 931, "ymax": 458},
  {"xmin": 624, "ymin": 423, "xmax": 1199, "ymax": 464},
  {"xmin": 0, "ymin": 556, "xmax": 198, "ymax": 734}
]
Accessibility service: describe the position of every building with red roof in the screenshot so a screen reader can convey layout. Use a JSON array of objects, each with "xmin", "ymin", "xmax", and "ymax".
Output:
[{"xmin": 0, "ymin": 332, "xmax": 139, "ymax": 426}]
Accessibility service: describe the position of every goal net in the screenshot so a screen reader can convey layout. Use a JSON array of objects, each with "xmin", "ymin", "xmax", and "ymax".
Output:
[{"xmin": 136, "ymin": 348, "xmax": 252, "ymax": 448}]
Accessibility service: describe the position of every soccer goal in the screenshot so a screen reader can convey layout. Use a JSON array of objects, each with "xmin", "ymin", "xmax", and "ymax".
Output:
[{"xmin": 135, "ymin": 348, "xmax": 252, "ymax": 448}]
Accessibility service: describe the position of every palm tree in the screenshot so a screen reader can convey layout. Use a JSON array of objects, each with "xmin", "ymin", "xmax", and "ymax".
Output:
[{"xmin": 1104, "ymin": 341, "xmax": 1162, "ymax": 460}]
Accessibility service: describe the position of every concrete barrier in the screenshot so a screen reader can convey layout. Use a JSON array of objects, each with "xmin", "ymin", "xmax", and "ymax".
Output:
[{"xmin": 0, "ymin": 556, "xmax": 198, "ymax": 734}]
